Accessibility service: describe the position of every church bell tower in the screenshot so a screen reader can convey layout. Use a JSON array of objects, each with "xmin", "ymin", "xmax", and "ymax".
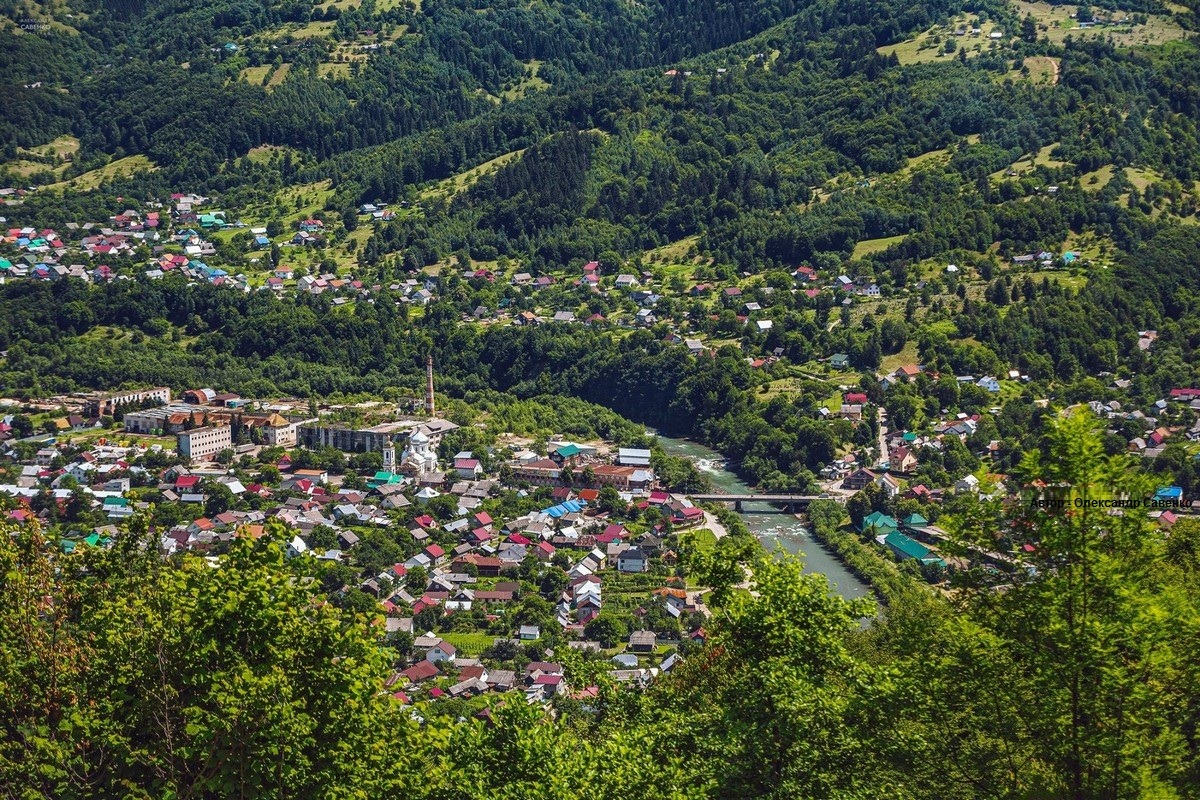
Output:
[
  {"xmin": 382, "ymin": 438, "xmax": 396, "ymax": 472},
  {"xmin": 425, "ymin": 355, "xmax": 436, "ymax": 417}
]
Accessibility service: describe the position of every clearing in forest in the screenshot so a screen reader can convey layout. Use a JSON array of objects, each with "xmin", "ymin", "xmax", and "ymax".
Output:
[
  {"xmin": 1017, "ymin": 55, "xmax": 1060, "ymax": 85},
  {"xmin": 318, "ymin": 62, "xmax": 352, "ymax": 79},
  {"xmin": 645, "ymin": 235, "xmax": 702, "ymax": 264},
  {"xmin": 991, "ymin": 143, "xmax": 1068, "ymax": 181},
  {"xmin": 501, "ymin": 61, "xmax": 551, "ymax": 100},
  {"xmin": 852, "ymin": 235, "xmax": 906, "ymax": 260},
  {"xmin": 1, "ymin": 135, "xmax": 79, "ymax": 180},
  {"xmin": 1014, "ymin": 1, "xmax": 1188, "ymax": 47},
  {"xmin": 878, "ymin": 17, "xmax": 1006, "ymax": 65},
  {"xmin": 265, "ymin": 20, "xmax": 336, "ymax": 40},
  {"xmin": 240, "ymin": 65, "xmax": 271, "ymax": 84},
  {"xmin": 418, "ymin": 149, "xmax": 528, "ymax": 201},
  {"xmin": 50, "ymin": 155, "xmax": 156, "ymax": 190}
]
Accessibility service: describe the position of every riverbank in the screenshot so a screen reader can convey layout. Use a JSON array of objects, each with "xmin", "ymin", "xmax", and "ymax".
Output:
[
  {"xmin": 803, "ymin": 506, "xmax": 921, "ymax": 605},
  {"xmin": 655, "ymin": 434, "xmax": 872, "ymax": 603}
]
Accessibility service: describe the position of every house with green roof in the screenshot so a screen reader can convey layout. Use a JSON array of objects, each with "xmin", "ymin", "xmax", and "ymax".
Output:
[
  {"xmin": 368, "ymin": 470, "xmax": 404, "ymax": 488},
  {"xmin": 901, "ymin": 512, "xmax": 929, "ymax": 529},
  {"xmin": 861, "ymin": 511, "xmax": 898, "ymax": 536},
  {"xmin": 883, "ymin": 531, "xmax": 945, "ymax": 568},
  {"xmin": 103, "ymin": 495, "xmax": 133, "ymax": 519},
  {"xmin": 551, "ymin": 444, "xmax": 584, "ymax": 465}
]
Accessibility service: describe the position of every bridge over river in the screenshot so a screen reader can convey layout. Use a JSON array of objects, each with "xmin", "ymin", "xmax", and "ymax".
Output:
[{"xmin": 686, "ymin": 493, "xmax": 842, "ymax": 512}]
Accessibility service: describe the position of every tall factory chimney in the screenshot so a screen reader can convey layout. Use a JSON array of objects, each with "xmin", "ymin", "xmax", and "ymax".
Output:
[{"xmin": 425, "ymin": 355, "xmax": 435, "ymax": 417}]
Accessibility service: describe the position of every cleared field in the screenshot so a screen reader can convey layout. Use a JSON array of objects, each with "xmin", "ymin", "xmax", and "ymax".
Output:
[
  {"xmin": 314, "ymin": 0, "xmax": 360, "ymax": 10},
  {"xmin": 853, "ymin": 235, "xmax": 905, "ymax": 260},
  {"xmin": 501, "ymin": 60, "xmax": 551, "ymax": 100},
  {"xmin": 266, "ymin": 20, "xmax": 336, "ymax": 40},
  {"xmin": 879, "ymin": 341, "xmax": 920, "ymax": 375},
  {"xmin": 1062, "ymin": 230, "xmax": 1116, "ymax": 263},
  {"xmin": 878, "ymin": 18, "xmax": 1005, "ymax": 65},
  {"xmin": 646, "ymin": 235, "xmax": 701, "ymax": 263},
  {"xmin": 2, "ymin": 158, "xmax": 65, "ymax": 180},
  {"xmin": 1124, "ymin": 166, "xmax": 1160, "ymax": 192},
  {"xmin": 905, "ymin": 146, "xmax": 953, "ymax": 170},
  {"xmin": 51, "ymin": 155, "xmax": 156, "ymax": 190},
  {"xmin": 1016, "ymin": 1, "xmax": 1187, "ymax": 46},
  {"xmin": 1027, "ymin": 269, "xmax": 1089, "ymax": 291},
  {"xmin": 888, "ymin": 134, "xmax": 980, "ymax": 183},
  {"xmin": 1079, "ymin": 164, "xmax": 1116, "ymax": 192},
  {"xmin": 245, "ymin": 144, "xmax": 302, "ymax": 165},
  {"xmin": 267, "ymin": 63, "xmax": 291, "ymax": 87},
  {"xmin": 1022, "ymin": 55, "xmax": 1060, "ymax": 85},
  {"xmin": 27, "ymin": 135, "xmax": 79, "ymax": 158},
  {"xmin": 418, "ymin": 149, "xmax": 527, "ymax": 201},
  {"xmin": 240, "ymin": 65, "xmax": 272, "ymax": 84},
  {"xmin": 1, "ymin": 135, "xmax": 80, "ymax": 180},
  {"xmin": 318, "ymin": 62, "xmax": 351, "ymax": 79},
  {"xmin": 991, "ymin": 143, "xmax": 1068, "ymax": 181}
]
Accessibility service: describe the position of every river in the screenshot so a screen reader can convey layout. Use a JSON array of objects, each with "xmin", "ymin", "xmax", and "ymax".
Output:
[{"xmin": 654, "ymin": 435, "xmax": 872, "ymax": 603}]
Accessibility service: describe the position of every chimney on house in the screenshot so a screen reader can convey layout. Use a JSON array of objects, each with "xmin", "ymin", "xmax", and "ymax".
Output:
[{"xmin": 425, "ymin": 355, "xmax": 435, "ymax": 417}]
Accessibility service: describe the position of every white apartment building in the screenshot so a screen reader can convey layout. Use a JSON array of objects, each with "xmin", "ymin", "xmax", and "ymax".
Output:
[{"xmin": 177, "ymin": 426, "xmax": 232, "ymax": 462}]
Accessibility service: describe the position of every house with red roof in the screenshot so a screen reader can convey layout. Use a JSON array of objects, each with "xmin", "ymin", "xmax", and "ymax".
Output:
[
  {"xmin": 904, "ymin": 484, "xmax": 933, "ymax": 501},
  {"xmin": 400, "ymin": 660, "xmax": 440, "ymax": 683},
  {"xmin": 671, "ymin": 505, "xmax": 705, "ymax": 527}
]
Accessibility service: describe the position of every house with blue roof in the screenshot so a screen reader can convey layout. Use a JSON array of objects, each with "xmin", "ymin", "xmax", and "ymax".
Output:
[
  {"xmin": 1154, "ymin": 486, "xmax": 1183, "ymax": 506},
  {"xmin": 540, "ymin": 498, "xmax": 587, "ymax": 518}
]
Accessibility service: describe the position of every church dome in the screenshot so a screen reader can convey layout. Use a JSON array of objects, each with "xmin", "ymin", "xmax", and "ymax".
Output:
[{"xmin": 410, "ymin": 430, "xmax": 429, "ymax": 445}]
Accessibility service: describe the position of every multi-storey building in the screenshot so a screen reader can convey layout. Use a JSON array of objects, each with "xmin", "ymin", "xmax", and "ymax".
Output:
[{"xmin": 177, "ymin": 426, "xmax": 233, "ymax": 462}]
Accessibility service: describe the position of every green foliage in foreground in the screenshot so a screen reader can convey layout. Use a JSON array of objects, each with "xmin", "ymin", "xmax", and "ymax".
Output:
[
  {"xmin": 0, "ymin": 520, "xmax": 696, "ymax": 799},
  {"xmin": 2, "ymin": 412, "xmax": 1200, "ymax": 798}
]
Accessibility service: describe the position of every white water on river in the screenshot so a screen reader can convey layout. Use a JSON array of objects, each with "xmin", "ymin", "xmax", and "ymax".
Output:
[{"xmin": 655, "ymin": 435, "xmax": 872, "ymax": 603}]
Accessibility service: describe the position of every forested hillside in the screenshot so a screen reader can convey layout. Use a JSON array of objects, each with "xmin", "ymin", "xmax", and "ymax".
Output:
[{"xmin": 5, "ymin": 0, "xmax": 1200, "ymax": 794}]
